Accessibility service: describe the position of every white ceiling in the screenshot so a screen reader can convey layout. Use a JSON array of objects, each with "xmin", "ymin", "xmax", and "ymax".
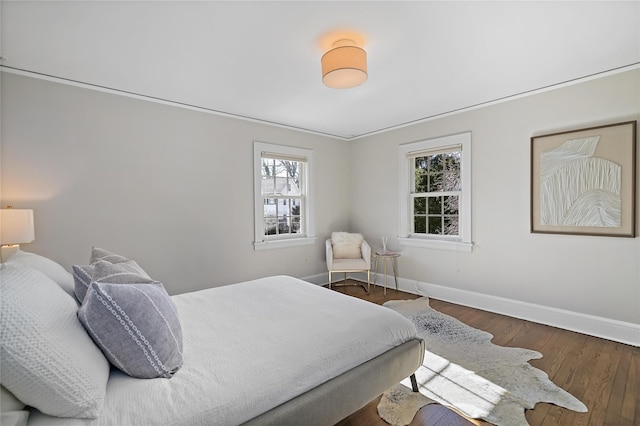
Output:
[{"xmin": 2, "ymin": 1, "xmax": 639, "ymax": 140}]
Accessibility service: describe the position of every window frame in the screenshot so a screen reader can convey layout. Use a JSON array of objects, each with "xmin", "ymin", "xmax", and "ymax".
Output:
[
  {"xmin": 398, "ymin": 132, "xmax": 473, "ymax": 252},
  {"xmin": 253, "ymin": 141, "xmax": 316, "ymax": 250}
]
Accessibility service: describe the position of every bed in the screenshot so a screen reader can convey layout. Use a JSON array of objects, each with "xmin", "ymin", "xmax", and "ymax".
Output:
[{"xmin": 1, "ymin": 250, "xmax": 424, "ymax": 426}]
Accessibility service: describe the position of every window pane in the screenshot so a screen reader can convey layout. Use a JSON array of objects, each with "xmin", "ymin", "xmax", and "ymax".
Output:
[
  {"xmin": 414, "ymin": 216, "xmax": 426, "ymax": 233},
  {"xmin": 443, "ymin": 171, "xmax": 460, "ymax": 191},
  {"xmin": 277, "ymin": 213, "xmax": 289, "ymax": 234},
  {"xmin": 291, "ymin": 215, "xmax": 301, "ymax": 233},
  {"xmin": 264, "ymin": 218, "xmax": 277, "ymax": 235},
  {"xmin": 415, "ymin": 157, "xmax": 427, "ymax": 171},
  {"xmin": 444, "ymin": 153, "xmax": 461, "ymax": 191},
  {"xmin": 428, "ymin": 196, "xmax": 442, "ymax": 215},
  {"xmin": 430, "ymin": 154, "xmax": 445, "ymax": 172},
  {"xmin": 261, "ymin": 159, "xmax": 302, "ymax": 237},
  {"xmin": 262, "ymin": 158, "xmax": 303, "ymax": 197},
  {"xmin": 261, "ymin": 175, "xmax": 275, "ymax": 195},
  {"xmin": 444, "ymin": 216, "xmax": 459, "ymax": 236},
  {"xmin": 262, "ymin": 159, "xmax": 275, "ymax": 177},
  {"xmin": 444, "ymin": 196, "xmax": 458, "ymax": 214},
  {"xmin": 263, "ymin": 200, "xmax": 274, "ymax": 217},
  {"xmin": 430, "ymin": 172, "xmax": 443, "ymax": 192},
  {"xmin": 446, "ymin": 152, "xmax": 461, "ymax": 170},
  {"xmin": 414, "ymin": 197, "xmax": 426, "ymax": 214},
  {"xmin": 428, "ymin": 217, "xmax": 442, "ymax": 234},
  {"xmin": 415, "ymin": 174, "xmax": 428, "ymax": 192}
]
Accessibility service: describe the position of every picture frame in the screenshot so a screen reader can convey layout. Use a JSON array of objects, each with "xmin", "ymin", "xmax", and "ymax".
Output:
[{"xmin": 530, "ymin": 120, "xmax": 637, "ymax": 237}]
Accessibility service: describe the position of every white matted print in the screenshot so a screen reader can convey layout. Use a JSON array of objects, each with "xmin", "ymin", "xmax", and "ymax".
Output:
[{"xmin": 531, "ymin": 121, "xmax": 636, "ymax": 237}]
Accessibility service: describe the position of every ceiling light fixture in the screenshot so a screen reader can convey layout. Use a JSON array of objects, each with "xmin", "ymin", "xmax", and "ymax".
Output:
[{"xmin": 321, "ymin": 39, "xmax": 367, "ymax": 89}]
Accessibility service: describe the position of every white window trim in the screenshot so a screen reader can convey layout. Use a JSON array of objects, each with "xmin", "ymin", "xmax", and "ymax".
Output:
[
  {"xmin": 398, "ymin": 132, "xmax": 473, "ymax": 252},
  {"xmin": 253, "ymin": 141, "xmax": 316, "ymax": 251}
]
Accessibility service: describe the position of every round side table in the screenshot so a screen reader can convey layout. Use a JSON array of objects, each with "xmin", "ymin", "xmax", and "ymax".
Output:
[{"xmin": 372, "ymin": 251, "xmax": 400, "ymax": 295}]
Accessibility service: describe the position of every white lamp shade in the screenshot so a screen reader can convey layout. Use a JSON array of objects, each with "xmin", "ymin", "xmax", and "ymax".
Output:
[
  {"xmin": 0, "ymin": 209, "xmax": 35, "ymax": 245},
  {"xmin": 321, "ymin": 45, "xmax": 368, "ymax": 89}
]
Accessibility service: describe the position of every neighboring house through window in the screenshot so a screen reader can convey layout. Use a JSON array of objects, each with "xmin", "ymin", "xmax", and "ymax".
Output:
[
  {"xmin": 253, "ymin": 141, "xmax": 315, "ymax": 250},
  {"xmin": 398, "ymin": 132, "xmax": 473, "ymax": 252}
]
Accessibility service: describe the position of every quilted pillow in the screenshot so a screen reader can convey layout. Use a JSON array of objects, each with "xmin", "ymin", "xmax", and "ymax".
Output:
[
  {"xmin": 78, "ymin": 281, "xmax": 183, "ymax": 379},
  {"xmin": 72, "ymin": 259, "xmax": 151, "ymax": 303},
  {"xmin": 4, "ymin": 250, "xmax": 75, "ymax": 298},
  {"xmin": 331, "ymin": 232, "xmax": 364, "ymax": 259},
  {"xmin": 0, "ymin": 264, "xmax": 109, "ymax": 418}
]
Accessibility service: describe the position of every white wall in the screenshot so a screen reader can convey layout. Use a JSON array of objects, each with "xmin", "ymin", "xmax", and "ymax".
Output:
[
  {"xmin": 2, "ymin": 69, "xmax": 638, "ymax": 340},
  {"xmin": 349, "ymin": 69, "xmax": 640, "ymax": 326},
  {"xmin": 1, "ymin": 73, "xmax": 351, "ymax": 294}
]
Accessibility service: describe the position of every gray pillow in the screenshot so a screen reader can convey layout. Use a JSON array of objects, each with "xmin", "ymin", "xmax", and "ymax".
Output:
[
  {"xmin": 78, "ymin": 281, "xmax": 184, "ymax": 379},
  {"xmin": 89, "ymin": 247, "xmax": 129, "ymax": 264},
  {"xmin": 72, "ymin": 260, "xmax": 151, "ymax": 303}
]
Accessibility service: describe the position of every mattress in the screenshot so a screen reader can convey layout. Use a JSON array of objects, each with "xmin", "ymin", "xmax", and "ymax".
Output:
[{"xmin": 28, "ymin": 275, "xmax": 418, "ymax": 426}]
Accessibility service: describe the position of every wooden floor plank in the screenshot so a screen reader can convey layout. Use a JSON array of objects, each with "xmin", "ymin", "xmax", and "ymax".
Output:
[
  {"xmin": 604, "ymin": 343, "xmax": 630, "ymax": 425},
  {"xmin": 620, "ymin": 346, "xmax": 640, "ymax": 424},
  {"xmin": 573, "ymin": 339, "xmax": 619, "ymax": 426},
  {"xmin": 331, "ymin": 281, "xmax": 639, "ymax": 426}
]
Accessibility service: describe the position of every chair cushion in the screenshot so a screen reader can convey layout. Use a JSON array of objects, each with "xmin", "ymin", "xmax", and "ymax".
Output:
[
  {"xmin": 331, "ymin": 232, "xmax": 364, "ymax": 259},
  {"xmin": 332, "ymin": 258, "xmax": 368, "ymax": 271}
]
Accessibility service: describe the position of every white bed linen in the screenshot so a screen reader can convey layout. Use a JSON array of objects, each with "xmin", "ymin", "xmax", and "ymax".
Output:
[{"xmin": 28, "ymin": 276, "xmax": 417, "ymax": 426}]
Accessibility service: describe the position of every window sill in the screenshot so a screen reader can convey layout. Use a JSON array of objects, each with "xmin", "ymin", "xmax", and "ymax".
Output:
[
  {"xmin": 397, "ymin": 237, "xmax": 473, "ymax": 252},
  {"xmin": 253, "ymin": 237, "xmax": 316, "ymax": 251}
]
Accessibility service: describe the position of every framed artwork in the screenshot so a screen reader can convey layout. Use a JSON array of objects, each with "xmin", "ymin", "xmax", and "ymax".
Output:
[{"xmin": 531, "ymin": 120, "xmax": 637, "ymax": 237}]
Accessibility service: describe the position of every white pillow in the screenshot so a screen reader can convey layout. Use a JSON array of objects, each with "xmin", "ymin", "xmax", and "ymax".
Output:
[
  {"xmin": 331, "ymin": 232, "xmax": 364, "ymax": 259},
  {"xmin": 0, "ymin": 264, "xmax": 110, "ymax": 419},
  {"xmin": 3, "ymin": 250, "xmax": 75, "ymax": 298}
]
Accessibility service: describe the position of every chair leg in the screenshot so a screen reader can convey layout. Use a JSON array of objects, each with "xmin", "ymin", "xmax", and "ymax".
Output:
[
  {"xmin": 328, "ymin": 271, "xmax": 332, "ymax": 289},
  {"xmin": 410, "ymin": 374, "xmax": 419, "ymax": 392},
  {"xmin": 367, "ymin": 270, "xmax": 370, "ymax": 293}
]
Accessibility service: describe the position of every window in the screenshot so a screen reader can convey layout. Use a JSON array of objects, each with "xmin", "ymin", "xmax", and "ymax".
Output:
[
  {"xmin": 398, "ymin": 132, "xmax": 473, "ymax": 252},
  {"xmin": 253, "ymin": 142, "xmax": 315, "ymax": 250}
]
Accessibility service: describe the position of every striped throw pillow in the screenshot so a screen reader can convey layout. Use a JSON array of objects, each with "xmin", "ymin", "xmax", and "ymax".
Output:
[{"xmin": 78, "ymin": 281, "xmax": 184, "ymax": 379}]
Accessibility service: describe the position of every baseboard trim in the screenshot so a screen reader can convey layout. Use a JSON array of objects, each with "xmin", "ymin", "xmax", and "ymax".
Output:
[
  {"xmin": 303, "ymin": 272, "xmax": 331, "ymax": 286},
  {"xmin": 320, "ymin": 271, "xmax": 640, "ymax": 347}
]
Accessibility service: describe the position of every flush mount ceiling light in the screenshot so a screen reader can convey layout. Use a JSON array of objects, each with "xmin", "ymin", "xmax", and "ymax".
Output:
[{"xmin": 321, "ymin": 39, "xmax": 367, "ymax": 89}]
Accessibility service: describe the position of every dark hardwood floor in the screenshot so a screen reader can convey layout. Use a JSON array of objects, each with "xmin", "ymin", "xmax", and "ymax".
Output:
[{"xmin": 329, "ymin": 280, "xmax": 640, "ymax": 426}]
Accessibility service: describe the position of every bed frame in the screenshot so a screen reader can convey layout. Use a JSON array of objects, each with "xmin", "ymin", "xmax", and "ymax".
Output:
[{"xmin": 245, "ymin": 338, "xmax": 425, "ymax": 426}]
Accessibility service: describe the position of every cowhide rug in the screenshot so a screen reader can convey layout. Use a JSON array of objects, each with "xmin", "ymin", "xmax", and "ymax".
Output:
[{"xmin": 377, "ymin": 297, "xmax": 587, "ymax": 426}]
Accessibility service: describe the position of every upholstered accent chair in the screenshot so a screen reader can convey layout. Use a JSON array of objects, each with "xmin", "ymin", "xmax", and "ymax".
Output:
[{"xmin": 326, "ymin": 232, "xmax": 371, "ymax": 293}]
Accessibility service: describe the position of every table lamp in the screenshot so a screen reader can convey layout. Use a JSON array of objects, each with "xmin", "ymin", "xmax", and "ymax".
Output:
[{"xmin": 1, "ymin": 207, "xmax": 35, "ymax": 262}]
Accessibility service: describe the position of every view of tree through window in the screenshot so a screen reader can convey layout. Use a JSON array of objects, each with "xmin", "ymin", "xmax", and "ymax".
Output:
[
  {"xmin": 412, "ymin": 151, "xmax": 461, "ymax": 236},
  {"xmin": 261, "ymin": 157, "xmax": 303, "ymax": 237}
]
